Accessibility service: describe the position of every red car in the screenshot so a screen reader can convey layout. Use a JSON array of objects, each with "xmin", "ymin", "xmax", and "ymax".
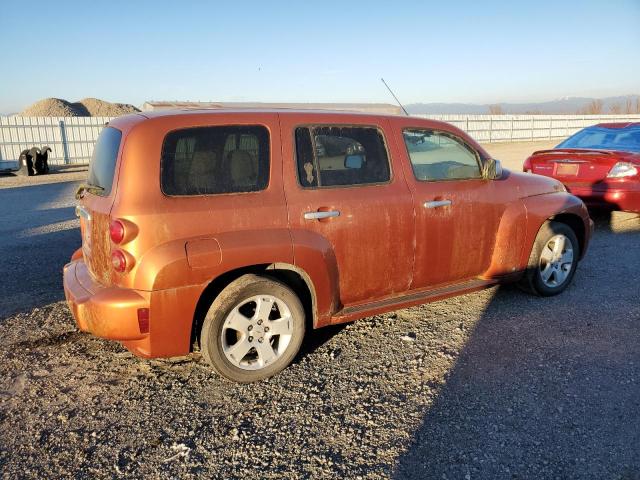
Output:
[{"xmin": 524, "ymin": 123, "xmax": 640, "ymax": 212}]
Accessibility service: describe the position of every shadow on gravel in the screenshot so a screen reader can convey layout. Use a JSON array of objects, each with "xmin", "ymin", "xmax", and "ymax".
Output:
[
  {"xmin": 589, "ymin": 209, "xmax": 640, "ymax": 234},
  {"xmin": 12, "ymin": 330, "xmax": 83, "ymax": 350},
  {"xmin": 295, "ymin": 323, "xmax": 348, "ymax": 363},
  {"xmin": 394, "ymin": 222, "xmax": 640, "ymax": 479},
  {"xmin": 0, "ymin": 181, "xmax": 81, "ymax": 319}
]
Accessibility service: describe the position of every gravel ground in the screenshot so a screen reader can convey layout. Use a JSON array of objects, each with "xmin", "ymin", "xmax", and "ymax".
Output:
[
  {"xmin": 0, "ymin": 166, "xmax": 88, "ymax": 190},
  {"xmin": 0, "ymin": 172, "xmax": 639, "ymax": 479}
]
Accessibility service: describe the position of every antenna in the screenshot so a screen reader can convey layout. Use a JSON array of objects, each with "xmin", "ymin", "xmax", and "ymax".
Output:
[{"xmin": 381, "ymin": 77, "xmax": 409, "ymax": 116}]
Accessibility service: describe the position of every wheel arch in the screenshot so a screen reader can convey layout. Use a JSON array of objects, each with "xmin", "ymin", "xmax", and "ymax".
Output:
[
  {"xmin": 189, "ymin": 263, "xmax": 317, "ymax": 349},
  {"xmin": 520, "ymin": 192, "xmax": 591, "ymax": 268},
  {"xmin": 548, "ymin": 212, "xmax": 587, "ymax": 259}
]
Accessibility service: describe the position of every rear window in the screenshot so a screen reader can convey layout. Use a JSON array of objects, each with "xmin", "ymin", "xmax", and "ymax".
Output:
[
  {"xmin": 161, "ymin": 125, "xmax": 270, "ymax": 195},
  {"xmin": 87, "ymin": 126, "xmax": 122, "ymax": 196},
  {"xmin": 557, "ymin": 126, "xmax": 640, "ymax": 153}
]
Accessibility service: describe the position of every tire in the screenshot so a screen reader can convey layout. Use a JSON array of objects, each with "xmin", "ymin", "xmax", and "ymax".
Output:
[
  {"xmin": 200, "ymin": 274, "xmax": 305, "ymax": 382},
  {"xmin": 519, "ymin": 221, "xmax": 579, "ymax": 296}
]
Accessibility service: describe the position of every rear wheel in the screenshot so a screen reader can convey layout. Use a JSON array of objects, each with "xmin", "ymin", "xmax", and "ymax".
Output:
[
  {"xmin": 520, "ymin": 221, "xmax": 579, "ymax": 296},
  {"xmin": 200, "ymin": 274, "xmax": 305, "ymax": 382}
]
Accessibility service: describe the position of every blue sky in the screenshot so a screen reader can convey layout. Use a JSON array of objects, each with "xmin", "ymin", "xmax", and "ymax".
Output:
[{"xmin": 1, "ymin": 0, "xmax": 638, "ymax": 113}]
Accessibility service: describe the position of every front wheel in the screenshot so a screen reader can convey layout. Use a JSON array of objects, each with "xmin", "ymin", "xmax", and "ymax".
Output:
[
  {"xmin": 200, "ymin": 274, "xmax": 305, "ymax": 382},
  {"xmin": 520, "ymin": 221, "xmax": 579, "ymax": 296}
]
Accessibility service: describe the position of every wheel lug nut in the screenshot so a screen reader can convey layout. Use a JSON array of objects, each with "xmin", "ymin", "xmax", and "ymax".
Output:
[
  {"xmin": 264, "ymin": 327, "xmax": 270, "ymax": 332},
  {"xmin": 248, "ymin": 325, "xmax": 253, "ymax": 331},
  {"xmin": 248, "ymin": 336, "xmax": 253, "ymax": 342},
  {"xmin": 258, "ymin": 338, "xmax": 264, "ymax": 343},
  {"xmin": 257, "ymin": 319, "xmax": 263, "ymax": 325}
]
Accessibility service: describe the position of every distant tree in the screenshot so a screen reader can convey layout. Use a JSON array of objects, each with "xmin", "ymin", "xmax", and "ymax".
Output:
[
  {"xmin": 624, "ymin": 98, "xmax": 634, "ymax": 114},
  {"xmin": 636, "ymin": 98, "xmax": 640, "ymax": 114},
  {"xmin": 488, "ymin": 104, "xmax": 504, "ymax": 115},
  {"xmin": 609, "ymin": 102, "xmax": 623, "ymax": 114},
  {"xmin": 579, "ymin": 99, "xmax": 604, "ymax": 114}
]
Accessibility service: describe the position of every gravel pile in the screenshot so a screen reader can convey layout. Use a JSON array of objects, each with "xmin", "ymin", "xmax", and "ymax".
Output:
[
  {"xmin": 20, "ymin": 98, "xmax": 140, "ymax": 117},
  {"xmin": 0, "ymin": 176, "xmax": 639, "ymax": 479}
]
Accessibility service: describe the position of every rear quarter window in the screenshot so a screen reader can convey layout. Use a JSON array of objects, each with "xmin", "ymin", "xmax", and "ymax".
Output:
[
  {"xmin": 87, "ymin": 126, "xmax": 122, "ymax": 196},
  {"xmin": 161, "ymin": 125, "xmax": 269, "ymax": 196}
]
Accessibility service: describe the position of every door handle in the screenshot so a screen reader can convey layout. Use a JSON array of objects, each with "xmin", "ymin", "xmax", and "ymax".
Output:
[
  {"xmin": 303, "ymin": 210, "xmax": 340, "ymax": 220},
  {"xmin": 424, "ymin": 199, "xmax": 452, "ymax": 209}
]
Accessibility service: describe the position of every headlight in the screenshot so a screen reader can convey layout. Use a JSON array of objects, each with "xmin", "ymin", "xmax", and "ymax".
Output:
[{"xmin": 607, "ymin": 162, "xmax": 638, "ymax": 178}]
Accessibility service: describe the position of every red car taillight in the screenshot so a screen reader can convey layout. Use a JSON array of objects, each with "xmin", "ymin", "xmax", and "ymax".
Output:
[
  {"xmin": 523, "ymin": 157, "xmax": 532, "ymax": 173},
  {"xmin": 607, "ymin": 162, "xmax": 638, "ymax": 178},
  {"xmin": 109, "ymin": 218, "xmax": 137, "ymax": 273},
  {"xmin": 111, "ymin": 249, "xmax": 127, "ymax": 272},
  {"xmin": 110, "ymin": 219, "xmax": 125, "ymax": 244}
]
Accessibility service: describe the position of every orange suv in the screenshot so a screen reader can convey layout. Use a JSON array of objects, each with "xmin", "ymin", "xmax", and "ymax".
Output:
[{"xmin": 64, "ymin": 109, "xmax": 592, "ymax": 382}]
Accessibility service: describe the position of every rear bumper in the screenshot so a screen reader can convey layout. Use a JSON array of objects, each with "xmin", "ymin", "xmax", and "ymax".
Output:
[
  {"xmin": 566, "ymin": 185, "xmax": 640, "ymax": 213},
  {"xmin": 63, "ymin": 259, "xmax": 149, "ymax": 342}
]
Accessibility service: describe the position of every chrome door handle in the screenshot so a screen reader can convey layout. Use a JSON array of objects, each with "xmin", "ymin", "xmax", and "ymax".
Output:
[
  {"xmin": 424, "ymin": 199, "xmax": 452, "ymax": 209},
  {"xmin": 303, "ymin": 210, "xmax": 340, "ymax": 220}
]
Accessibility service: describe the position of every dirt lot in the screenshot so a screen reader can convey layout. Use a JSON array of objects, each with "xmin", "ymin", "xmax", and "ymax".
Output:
[
  {"xmin": 0, "ymin": 165, "xmax": 87, "ymax": 190},
  {"xmin": 0, "ymin": 152, "xmax": 639, "ymax": 479},
  {"xmin": 481, "ymin": 140, "xmax": 558, "ymax": 171}
]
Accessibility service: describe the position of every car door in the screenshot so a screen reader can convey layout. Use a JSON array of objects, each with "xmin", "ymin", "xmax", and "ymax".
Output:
[
  {"xmin": 280, "ymin": 115, "xmax": 415, "ymax": 308},
  {"xmin": 392, "ymin": 120, "xmax": 504, "ymax": 288}
]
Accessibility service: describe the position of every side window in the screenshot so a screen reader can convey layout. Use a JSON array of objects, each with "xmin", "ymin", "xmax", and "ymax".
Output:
[
  {"xmin": 161, "ymin": 125, "xmax": 269, "ymax": 195},
  {"xmin": 403, "ymin": 129, "xmax": 482, "ymax": 181},
  {"xmin": 295, "ymin": 126, "xmax": 390, "ymax": 188}
]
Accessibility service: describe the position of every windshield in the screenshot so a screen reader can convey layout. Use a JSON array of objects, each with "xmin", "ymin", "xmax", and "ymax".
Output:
[
  {"xmin": 556, "ymin": 126, "xmax": 640, "ymax": 153},
  {"xmin": 87, "ymin": 126, "xmax": 122, "ymax": 196}
]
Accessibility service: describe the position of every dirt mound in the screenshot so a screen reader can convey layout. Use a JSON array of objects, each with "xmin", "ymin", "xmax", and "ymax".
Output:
[
  {"xmin": 20, "ymin": 97, "xmax": 140, "ymax": 117},
  {"xmin": 78, "ymin": 97, "xmax": 140, "ymax": 116}
]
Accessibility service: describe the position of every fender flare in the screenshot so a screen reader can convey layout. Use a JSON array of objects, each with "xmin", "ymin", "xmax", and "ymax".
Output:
[{"xmin": 520, "ymin": 192, "xmax": 590, "ymax": 267}]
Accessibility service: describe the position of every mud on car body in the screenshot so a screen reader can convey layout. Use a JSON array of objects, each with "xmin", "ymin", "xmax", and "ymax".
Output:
[{"xmin": 64, "ymin": 109, "xmax": 593, "ymax": 382}]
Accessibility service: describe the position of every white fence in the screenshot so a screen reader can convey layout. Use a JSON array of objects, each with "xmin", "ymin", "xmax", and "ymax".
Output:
[
  {"xmin": 417, "ymin": 113, "xmax": 640, "ymax": 143},
  {"xmin": 1, "ymin": 113, "xmax": 640, "ymax": 166},
  {"xmin": 0, "ymin": 116, "xmax": 113, "ymax": 166}
]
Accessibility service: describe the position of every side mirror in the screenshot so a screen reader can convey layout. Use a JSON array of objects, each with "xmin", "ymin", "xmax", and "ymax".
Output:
[
  {"xmin": 484, "ymin": 158, "xmax": 503, "ymax": 180},
  {"xmin": 344, "ymin": 154, "xmax": 364, "ymax": 169}
]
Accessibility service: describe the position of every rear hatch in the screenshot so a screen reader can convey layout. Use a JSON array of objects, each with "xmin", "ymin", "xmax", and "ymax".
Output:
[
  {"xmin": 77, "ymin": 126, "xmax": 122, "ymax": 286},
  {"xmin": 527, "ymin": 149, "xmax": 628, "ymax": 186}
]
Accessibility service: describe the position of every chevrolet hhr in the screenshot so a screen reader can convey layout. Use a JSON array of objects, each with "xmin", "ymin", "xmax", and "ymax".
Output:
[{"xmin": 64, "ymin": 109, "xmax": 592, "ymax": 382}]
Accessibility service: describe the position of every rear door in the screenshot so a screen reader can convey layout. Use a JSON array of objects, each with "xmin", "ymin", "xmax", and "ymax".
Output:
[
  {"xmin": 78, "ymin": 126, "xmax": 123, "ymax": 285},
  {"xmin": 392, "ymin": 120, "xmax": 504, "ymax": 288},
  {"xmin": 280, "ymin": 116, "xmax": 415, "ymax": 307}
]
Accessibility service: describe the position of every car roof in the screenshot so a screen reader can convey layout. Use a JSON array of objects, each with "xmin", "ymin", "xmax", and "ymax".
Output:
[
  {"xmin": 113, "ymin": 108, "xmax": 465, "ymax": 137},
  {"xmin": 135, "ymin": 107, "xmax": 405, "ymax": 121}
]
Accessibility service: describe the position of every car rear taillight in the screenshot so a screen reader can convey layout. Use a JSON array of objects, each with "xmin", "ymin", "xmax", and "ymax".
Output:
[
  {"xmin": 607, "ymin": 162, "xmax": 638, "ymax": 178},
  {"xmin": 110, "ymin": 219, "xmax": 125, "ymax": 244},
  {"xmin": 111, "ymin": 250, "xmax": 127, "ymax": 272},
  {"xmin": 523, "ymin": 157, "xmax": 532, "ymax": 173}
]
